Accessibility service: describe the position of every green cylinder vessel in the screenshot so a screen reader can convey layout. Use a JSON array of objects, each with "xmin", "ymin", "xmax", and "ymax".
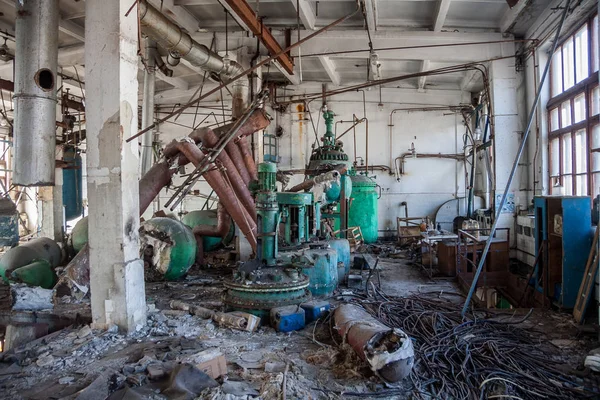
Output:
[
  {"xmin": 139, "ymin": 218, "xmax": 197, "ymax": 281},
  {"xmin": 71, "ymin": 216, "xmax": 88, "ymax": 253},
  {"xmin": 301, "ymin": 247, "xmax": 339, "ymax": 297},
  {"xmin": 348, "ymin": 174, "xmax": 379, "ymax": 244},
  {"xmin": 329, "ymin": 239, "xmax": 351, "ymax": 278},
  {"xmin": 0, "ymin": 237, "xmax": 62, "ymax": 283},
  {"xmin": 11, "ymin": 260, "xmax": 56, "ymax": 289},
  {"xmin": 181, "ymin": 210, "xmax": 234, "ymax": 252}
]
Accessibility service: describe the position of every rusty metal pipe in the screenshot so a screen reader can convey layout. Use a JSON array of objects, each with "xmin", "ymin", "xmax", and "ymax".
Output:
[
  {"xmin": 193, "ymin": 202, "xmax": 231, "ymax": 237},
  {"xmin": 236, "ymin": 135, "xmax": 258, "ymax": 182},
  {"xmin": 334, "ymin": 304, "xmax": 414, "ymax": 383},
  {"xmin": 139, "ymin": 161, "xmax": 175, "ymax": 216},
  {"xmin": 197, "ymin": 128, "xmax": 256, "ymax": 222},
  {"xmin": 224, "ymin": 139, "xmax": 251, "ymax": 185},
  {"xmin": 175, "ymin": 140, "xmax": 257, "ymax": 251}
]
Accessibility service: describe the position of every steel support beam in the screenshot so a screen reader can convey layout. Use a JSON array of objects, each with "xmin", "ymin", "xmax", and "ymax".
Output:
[{"xmin": 221, "ymin": 0, "xmax": 295, "ymax": 74}]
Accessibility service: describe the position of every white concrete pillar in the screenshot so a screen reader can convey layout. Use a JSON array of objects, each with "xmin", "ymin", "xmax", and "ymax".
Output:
[
  {"xmin": 489, "ymin": 55, "xmax": 524, "ymax": 247},
  {"xmin": 85, "ymin": 0, "xmax": 146, "ymax": 333}
]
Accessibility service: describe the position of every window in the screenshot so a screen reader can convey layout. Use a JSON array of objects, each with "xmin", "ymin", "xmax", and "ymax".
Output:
[{"xmin": 548, "ymin": 13, "xmax": 600, "ymax": 196}]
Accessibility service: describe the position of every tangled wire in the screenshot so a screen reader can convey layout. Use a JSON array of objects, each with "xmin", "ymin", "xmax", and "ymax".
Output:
[{"xmin": 346, "ymin": 288, "xmax": 599, "ymax": 399}]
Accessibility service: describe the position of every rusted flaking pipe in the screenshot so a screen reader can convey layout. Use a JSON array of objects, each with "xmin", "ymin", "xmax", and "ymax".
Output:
[
  {"xmin": 139, "ymin": 161, "xmax": 176, "ymax": 215},
  {"xmin": 236, "ymin": 136, "xmax": 258, "ymax": 182},
  {"xmin": 175, "ymin": 140, "xmax": 257, "ymax": 252},
  {"xmin": 192, "ymin": 203, "xmax": 230, "ymax": 265},
  {"xmin": 197, "ymin": 128, "xmax": 256, "ymax": 222},
  {"xmin": 224, "ymin": 139, "xmax": 251, "ymax": 185},
  {"xmin": 334, "ymin": 304, "xmax": 414, "ymax": 383},
  {"xmin": 288, "ymin": 166, "xmax": 348, "ymax": 193}
]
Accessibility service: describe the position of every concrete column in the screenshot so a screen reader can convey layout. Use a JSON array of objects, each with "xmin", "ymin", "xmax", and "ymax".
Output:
[
  {"xmin": 85, "ymin": 0, "xmax": 146, "ymax": 333},
  {"xmin": 489, "ymin": 55, "xmax": 524, "ymax": 247}
]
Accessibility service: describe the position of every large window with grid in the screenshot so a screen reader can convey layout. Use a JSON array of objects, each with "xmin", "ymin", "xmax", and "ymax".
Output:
[{"xmin": 548, "ymin": 14, "xmax": 599, "ymax": 196}]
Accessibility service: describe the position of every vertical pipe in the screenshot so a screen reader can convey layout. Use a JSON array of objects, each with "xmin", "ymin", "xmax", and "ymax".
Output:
[
  {"xmin": 13, "ymin": 0, "xmax": 59, "ymax": 186},
  {"xmin": 141, "ymin": 39, "xmax": 157, "ymax": 175}
]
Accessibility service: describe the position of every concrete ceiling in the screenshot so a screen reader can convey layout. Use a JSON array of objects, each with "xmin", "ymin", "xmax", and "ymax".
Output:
[{"xmin": 0, "ymin": 0, "xmax": 596, "ymax": 104}]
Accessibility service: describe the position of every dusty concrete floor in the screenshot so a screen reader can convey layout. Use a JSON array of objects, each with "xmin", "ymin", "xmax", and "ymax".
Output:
[{"xmin": 0, "ymin": 249, "xmax": 599, "ymax": 399}]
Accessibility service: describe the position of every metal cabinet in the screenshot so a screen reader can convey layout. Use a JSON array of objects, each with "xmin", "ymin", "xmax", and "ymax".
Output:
[{"xmin": 533, "ymin": 196, "xmax": 594, "ymax": 308}]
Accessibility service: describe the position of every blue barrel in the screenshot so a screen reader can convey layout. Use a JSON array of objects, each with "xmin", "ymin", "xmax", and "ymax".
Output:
[
  {"xmin": 301, "ymin": 248, "xmax": 338, "ymax": 297},
  {"xmin": 329, "ymin": 239, "xmax": 351, "ymax": 276},
  {"xmin": 62, "ymin": 146, "xmax": 83, "ymax": 221}
]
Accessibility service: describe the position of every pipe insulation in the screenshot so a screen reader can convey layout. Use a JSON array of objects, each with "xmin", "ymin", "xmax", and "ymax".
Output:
[
  {"xmin": 141, "ymin": 39, "xmax": 157, "ymax": 175},
  {"xmin": 139, "ymin": 0, "xmax": 244, "ymax": 79},
  {"xmin": 12, "ymin": 0, "xmax": 59, "ymax": 186}
]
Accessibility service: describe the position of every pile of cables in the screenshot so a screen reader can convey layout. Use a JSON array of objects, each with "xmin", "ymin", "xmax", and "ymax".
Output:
[{"xmin": 349, "ymin": 290, "xmax": 600, "ymax": 399}]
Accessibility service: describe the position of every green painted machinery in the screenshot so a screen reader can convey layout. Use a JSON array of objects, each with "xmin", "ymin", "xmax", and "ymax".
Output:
[
  {"xmin": 224, "ymin": 162, "xmax": 311, "ymax": 319},
  {"xmin": 307, "ymin": 109, "xmax": 352, "ymax": 204},
  {"xmin": 182, "ymin": 210, "xmax": 234, "ymax": 251},
  {"xmin": 348, "ymin": 173, "xmax": 379, "ymax": 243},
  {"xmin": 300, "ymin": 245, "xmax": 339, "ymax": 297},
  {"xmin": 276, "ymin": 192, "xmax": 313, "ymax": 246},
  {"xmin": 0, "ymin": 237, "xmax": 62, "ymax": 289},
  {"xmin": 139, "ymin": 217, "xmax": 197, "ymax": 281}
]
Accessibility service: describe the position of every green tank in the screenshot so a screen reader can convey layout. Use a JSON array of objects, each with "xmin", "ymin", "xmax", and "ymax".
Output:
[
  {"xmin": 11, "ymin": 260, "xmax": 56, "ymax": 289},
  {"xmin": 70, "ymin": 216, "xmax": 88, "ymax": 253},
  {"xmin": 139, "ymin": 218, "xmax": 197, "ymax": 281},
  {"xmin": 348, "ymin": 173, "xmax": 379, "ymax": 244},
  {"xmin": 181, "ymin": 210, "xmax": 234, "ymax": 252},
  {"xmin": 0, "ymin": 237, "xmax": 62, "ymax": 283}
]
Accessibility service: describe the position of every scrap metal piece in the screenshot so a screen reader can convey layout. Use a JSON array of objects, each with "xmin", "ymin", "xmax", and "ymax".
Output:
[{"xmin": 334, "ymin": 303, "xmax": 414, "ymax": 383}]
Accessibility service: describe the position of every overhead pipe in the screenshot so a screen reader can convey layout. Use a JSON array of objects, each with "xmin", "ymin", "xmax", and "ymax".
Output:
[
  {"xmin": 141, "ymin": 39, "xmax": 157, "ymax": 175},
  {"xmin": 196, "ymin": 128, "xmax": 257, "ymax": 221},
  {"xmin": 175, "ymin": 139, "xmax": 257, "ymax": 252},
  {"xmin": 139, "ymin": 0, "xmax": 244, "ymax": 79},
  {"xmin": 288, "ymin": 167, "xmax": 347, "ymax": 193},
  {"xmin": 12, "ymin": 0, "xmax": 59, "ymax": 186}
]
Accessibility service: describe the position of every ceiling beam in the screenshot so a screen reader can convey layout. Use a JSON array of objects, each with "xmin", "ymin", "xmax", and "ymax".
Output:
[
  {"xmin": 0, "ymin": 0, "xmax": 86, "ymax": 42},
  {"xmin": 221, "ymin": 0, "xmax": 295, "ymax": 74},
  {"xmin": 291, "ymin": 30, "xmax": 511, "ymax": 63},
  {"xmin": 433, "ymin": 0, "xmax": 452, "ymax": 32},
  {"xmin": 460, "ymin": 68, "xmax": 483, "ymax": 92},
  {"xmin": 271, "ymin": 60, "xmax": 300, "ymax": 85},
  {"xmin": 148, "ymin": 0, "xmax": 200, "ymax": 33},
  {"xmin": 363, "ymin": 0, "xmax": 377, "ymax": 34},
  {"xmin": 318, "ymin": 56, "xmax": 340, "ymax": 86},
  {"xmin": 417, "ymin": 60, "xmax": 429, "ymax": 92},
  {"xmin": 292, "ymin": 0, "xmax": 316, "ymax": 30},
  {"xmin": 500, "ymin": 0, "xmax": 531, "ymax": 33}
]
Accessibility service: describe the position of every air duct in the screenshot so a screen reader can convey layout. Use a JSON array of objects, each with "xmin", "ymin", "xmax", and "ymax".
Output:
[
  {"xmin": 139, "ymin": 0, "xmax": 244, "ymax": 79},
  {"xmin": 12, "ymin": 0, "xmax": 59, "ymax": 186}
]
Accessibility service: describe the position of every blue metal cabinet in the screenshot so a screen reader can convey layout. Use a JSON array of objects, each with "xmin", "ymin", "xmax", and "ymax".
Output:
[{"xmin": 533, "ymin": 196, "xmax": 594, "ymax": 308}]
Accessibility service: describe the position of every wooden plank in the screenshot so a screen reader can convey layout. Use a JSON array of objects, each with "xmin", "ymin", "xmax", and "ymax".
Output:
[{"xmin": 573, "ymin": 225, "xmax": 599, "ymax": 323}]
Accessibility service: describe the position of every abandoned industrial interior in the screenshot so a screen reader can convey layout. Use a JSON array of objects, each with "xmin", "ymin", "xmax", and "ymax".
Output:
[{"xmin": 0, "ymin": 0, "xmax": 600, "ymax": 398}]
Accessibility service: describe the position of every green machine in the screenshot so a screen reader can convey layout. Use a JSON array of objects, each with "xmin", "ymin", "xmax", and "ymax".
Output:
[
  {"xmin": 348, "ymin": 171, "xmax": 379, "ymax": 243},
  {"xmin": 223, "ymin": 162, "xmax": 311, "ymax": 318},
  {"xmin": 276, "ymin": 192, "xmax": 313, "ymax": 246}
]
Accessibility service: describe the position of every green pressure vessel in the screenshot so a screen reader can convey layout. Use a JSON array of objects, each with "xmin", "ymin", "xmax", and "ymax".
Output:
[
  {"xmin": 301, "ymin": 247, "xmax": 339, "ymax": 297},
  {"xmin": 139, "ymin": 218, "xmax": 197, "ymax": 281},
  {"xmin": 71, "ymin": 216, "xmax": 88, "ymax": 253},
  {"xmin": 0, "ymin": 237, "xmax": 62, "ymax": 283},
  {"xmin": 348, "ymin": 174, "xmax": 379, "ymax": 244},
  {"xmin": 181, "ymin": 210, "xmax": 234, "ymax": 252},
  {"xmin": 11, "ymin": 260, "xmax": 56, "ymax": 289}
]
